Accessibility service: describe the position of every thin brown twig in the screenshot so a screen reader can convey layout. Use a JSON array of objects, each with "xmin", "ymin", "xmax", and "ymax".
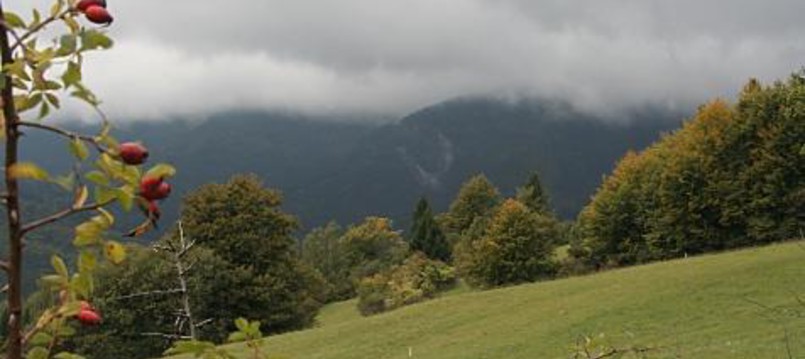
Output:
[
  {"xmin": 18, "ymin": 120, "xmax": 107, "ymax": 153},
  {"xmin": 20, "ymin": 199, "xmax": 113, "ymax": 235}
]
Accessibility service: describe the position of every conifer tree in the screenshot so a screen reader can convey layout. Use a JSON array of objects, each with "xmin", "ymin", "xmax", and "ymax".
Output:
[
  {"xmin": 516, "ymin": 172, "xmax": 551, "ymax": 215},
  {"xmin": 409, "ymin": 197, "xmax": 451, "ymax": 262}
]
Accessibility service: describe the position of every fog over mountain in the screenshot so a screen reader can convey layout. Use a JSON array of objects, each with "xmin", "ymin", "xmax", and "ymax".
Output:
[
  {"xmin": 10, "ymin": 0, "xmax": 805, "ymax": 121},
  {"xmin": 19, "ymin": 97, "xmax": 683, "ymax": 233}
]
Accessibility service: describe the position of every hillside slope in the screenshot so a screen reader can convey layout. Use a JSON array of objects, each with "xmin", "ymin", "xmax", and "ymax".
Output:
[
  {"xmin": 17, "ymin": 99, "xmax": 680, "ymax": 232},
  {"xmin": 196, "ymin": 242, "xmax": 805, "ymax": 359}
]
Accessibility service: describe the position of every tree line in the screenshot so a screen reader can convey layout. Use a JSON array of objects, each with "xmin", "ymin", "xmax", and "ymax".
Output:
[{"xmin": 571, "ymin": 74, "xmax": 804, "ymax": 269}]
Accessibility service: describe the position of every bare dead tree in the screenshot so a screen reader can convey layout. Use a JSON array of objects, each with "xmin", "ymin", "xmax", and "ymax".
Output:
[{"xmin": 114, "ymin": 221, "xmax": 210, "ymax": 341}]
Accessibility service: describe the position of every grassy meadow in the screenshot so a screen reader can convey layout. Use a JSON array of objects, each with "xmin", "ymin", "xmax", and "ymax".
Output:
[{"xmin": 170, "ymin": 241, "xmax": 805, "ymax": 358}]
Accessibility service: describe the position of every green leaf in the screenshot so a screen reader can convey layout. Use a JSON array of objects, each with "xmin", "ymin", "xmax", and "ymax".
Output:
[
  {"xmin": 3, "ymin": 12, "xmax": 26, "ymax": 29},
  {"xmin": 69, "ymin": 138, "xmax": 89, "ymax": 161},
  {"xmin": 120, "ymin": 164, "xmax": 141, "ymax": 185},
  {"xmin": 5, "ymin": 58, "xmax": 31, "ymax": 81},
  {"xmin": 56, "ymin": 35, "xmax": 78, "ymax": 57},
  {"xmin": 227, "ymin": 332, "xmax": 247, "ymax": 343},
  {"xmin": 95, "ymin": 153, "xmax": 118, "ymax": 176},
  {"xmin": 62, "ymin": 15, "xmax": 80, "ymax": 34},
  {"xmin": 54, "ymin": 325, "xmax": 77, "ymax": 338},
  {"xmin": 98, "ymin": 134, "xmax": 119, "ymax": 151},
  {"xmin": 26, "ymin": 347, "xmax": 50, "ymax": 359},
  {"xmin": 50, "ymin": 0, "xmax": 64, "ymax": 17},
  {"xmin": 39, "ymin": 274, "xmax": 65, "ymax": 287},
  {"xmin": 52, "ymin": 174, "xmax": 75, "ymax": 191},
  {"xmin": 45, "ymin": 80, "xmax": 62, "ymax": 90},
  {"xmin": 234, "ymin": 318, "xmax": 249, "ymax": 331},
  {"xmin": 71, "ymin": 86, "xmax": 99, "ymax": 106},
  {"xmin": 116, "ymin": 187, "xmax": 135, "ymax": 211},
  {"xmin": 29, "ymin": 332, "xmax": 53, "ymax": 346},
  {"xmin": 62, "ymin": 61, "xmax": 81, "ymax": 89},
  {"xmin": 59, "ymin": 301, "xmax": 83, "ymax": 317},
  {"xmin": 14, "ymin": 93, "xmax": 42, "ymax": 113},
  {"xmin": 8, "ymin": 162, "xmax": 49, "ymax": 180},
  {"xmin": 53, "ymin": 353, "xmax": 86, "ymax": 359},
  {"xmin": 74, "ymin": 220, "xmax": 103, "ymax": 246},
  {"xmin": 31, "ymin": 9, "xmax": 42, "ymax": 29},
  {"xmin": 51, "ymin": 255, "xmax": 69, "ymax": 278},
  {"xmin": 80, "ymin": 30, "xmax": 113, "ymax": 51},
  {"xmin": 85, "ymin": 170, "xmax": 109, "ymax": 186},
  {"xmin": 70, "ymin": 272, "xmax": 93, "ymax": 299},
  {"xmin": 38, "ymin": 100, "xmax": 51, "ymax": 119},
  {"xmin": 11, "ymin": 77, "xmax": 28, "ymax": 91},
  {"xmin": 94, "ymin": 186, "xmax": 117, "ymax": 204},
  {"xmin": 164, "ymin": 340, "xmax": 218, "ymax": 356},
  {"xmin": 45, "ymin": 92, "xmax": 61, "ymax": 108},
  {"xmin": 145, "ymin": 164, "xmax": 177, "ymax": 179},
  {"xmin": 78, "ymin": 251, "xmax": 97, "ymax": 273},
  {"xmin": 73, "ymin": 234, "xmax": 99, "ymax": 247},
  {"xmin": 104, "ymin": 241, "xmax": 126, "ymax": 264}
]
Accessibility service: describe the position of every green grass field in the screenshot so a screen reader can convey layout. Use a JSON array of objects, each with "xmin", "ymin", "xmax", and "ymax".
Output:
[{"xmin": 172, "ymin": 241, "xmax": 805, "ymax": 358}]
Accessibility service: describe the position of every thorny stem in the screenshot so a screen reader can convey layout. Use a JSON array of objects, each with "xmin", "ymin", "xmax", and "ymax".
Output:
[{"xmin": 1, "ymin": 1, "xmax": 25, "ymax": 358}]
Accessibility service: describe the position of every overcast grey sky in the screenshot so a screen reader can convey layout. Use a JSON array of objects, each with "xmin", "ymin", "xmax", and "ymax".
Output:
[{"xmin": 13, "ymin": 0, "xmax": 805, "ymax": 121}]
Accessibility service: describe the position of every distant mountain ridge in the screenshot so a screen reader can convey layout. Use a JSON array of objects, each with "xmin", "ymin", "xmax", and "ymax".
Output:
[{"xmin": 18, "ymin": 97, "xmax": 684, "ymax": 235}]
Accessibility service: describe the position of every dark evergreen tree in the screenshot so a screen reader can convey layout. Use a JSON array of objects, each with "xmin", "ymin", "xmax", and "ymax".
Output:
[
  {"xmin": 516, "ymin": 172, "xmax": 551, "ymax": 215},
  {"xmin": 409, "ymin": 197, "xmax": 451, "ymax": 262}
]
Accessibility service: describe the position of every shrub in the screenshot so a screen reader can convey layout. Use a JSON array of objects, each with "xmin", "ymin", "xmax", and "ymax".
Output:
[
  {"xmin": 357, "ymin": 253, "xmax": 456, "ymax": 316},
  {"xmin": 455, "ymin": 199, "xmax": 559, "ymax": 288}
]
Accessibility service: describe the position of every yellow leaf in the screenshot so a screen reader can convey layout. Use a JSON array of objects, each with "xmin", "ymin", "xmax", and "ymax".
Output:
[
  {"xmin": 72, "ymin": 186, "xmax": 88, "ymax": 209},
  {"xmin": 51, "ymin": 255, "xmax": 68, "ymax": 278},
  {"xmin": 69, "ymin": 137, "xmax": 89, "ymax": 161},
  {"xmin": 8, "ymin": 162, "xmax": 49, "ymax": 180},
  {"xmin": 145, "ymin": 163, "xmax": 176, "ymax": 179},
  {"xmin": 97, "ymin": 207, "xmax": 114, "ymax": 226},
  {"xmin": 104, "ymin": 241, "xmax": 126, "ymax": 264}
]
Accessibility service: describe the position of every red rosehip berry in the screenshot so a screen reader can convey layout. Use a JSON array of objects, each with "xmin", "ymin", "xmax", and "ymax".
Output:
[
  {"xmin": 118, "ymin": 142, "xmax": 149, "ymax": 165},
  {"xmin": 140, "ymin": 177, "xmax": 171, "ymax": 201},
  {"xmin": 76, "ymin": 0, "xmax": 106, "ymax": 12},
  {"xmin": 84, "ymin": 5, "xmax": 113, "ymax": 25},
  {"xmin": 76, "ymin": 309, "xmax": 102, "ymax": 326}
]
